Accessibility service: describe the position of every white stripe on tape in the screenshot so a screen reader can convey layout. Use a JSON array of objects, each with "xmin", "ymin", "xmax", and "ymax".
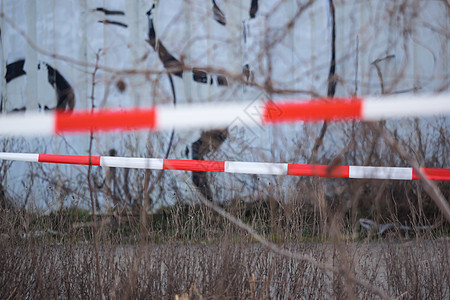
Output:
[
  {"xmin": 0, "ymin": 152, "xmax": 39, "ymax": 162},
  {"xmin": 363, "ymin": 95, "xmax": 450, "ymax": 120},
  {"xmin": 100, "ymin": 157, "xmax": 163, "ymax": 169},
  {"xmin": 0, "ymin": 113, "xmax": 54, "ymax": 136},
  {"xmin": 349, "ymin": 166, "xmax": 412, "ymax": 180},
  {"xmin": 225, "ymin": 161, "xmax": 288, "ymax": 175},
  {"xmin": 156, "ymin": 101, "xmax": 262, "ymax": 130}
]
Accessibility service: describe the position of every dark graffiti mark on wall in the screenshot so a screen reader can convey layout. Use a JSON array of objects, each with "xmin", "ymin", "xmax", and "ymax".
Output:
[
  {"xmin": 242, "ymin": 63, "xmax": 254, "ymax": 83},
  {"xmin": 192, "ymin": 68, "xmax": 208, "ymax": 84},
  {"xmin": 98, "ymin": 20, "xmax": 128, "ymax": 28},
  {"xmin": 146, "ymin": 5, "xmax": 229, "ymax": 86},
  {"xmin": 95, "ymin": 7, "xmax": 125, "ymax": 16},
  {"xmin": 217, "ymin": 75, "xmax": 228, "ymax": 86},
  {"xmin": 146, "ymin": 5, "xmax": 183, "ymax": 77},
  {"xmin": 327, "ymin": 0, "xmax": 337, "ymax": 97},
  {"xmin": 309, "ymin": 0, "xmax": 337, "ymax": 164},
  {"xmin": 191, "ymin": 129, "xmax": 229, "ymax": 201},
  {"xmin": 5, "ymin": 59, "xmax": 26, "ymax": 83},
  {"xmin": 41, "ymin": 63, "xmax": 75, "ymax": 110},
  {"xmin": 212, "ymin": 0, "xmax": 258, "ymax": 25},
  {"xmin": 212, "ymin": 0, "xmax": 226, "ymax": 26},
  {"xmin": 95, "ymin": 7, "xmax": 127, "ymax": 28},
  {"xmin": 249, "ymin": 0, "xmax": 259, "ymax": 19},
  {"xmin": 3, "ymin": 59, "xmax": 75, "ymax": 112}
]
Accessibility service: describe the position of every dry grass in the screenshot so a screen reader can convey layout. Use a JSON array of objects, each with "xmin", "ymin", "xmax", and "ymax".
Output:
[
  {"xmin": 1, "ymin": 236, "xmax": 448, "ymax": 299},
  {"xmin": 0, "ymin": 204, "xmax": 449, "ymax": 299}
]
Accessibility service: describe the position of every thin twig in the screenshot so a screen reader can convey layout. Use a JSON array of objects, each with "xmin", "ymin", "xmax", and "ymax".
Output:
[
  {"xmin": 87, "ymin": 50, "xmax": 104, "ymax": 299},
  {"xmin": 6, "ymin": 287, "xmax": 17, "ymax": 300}
]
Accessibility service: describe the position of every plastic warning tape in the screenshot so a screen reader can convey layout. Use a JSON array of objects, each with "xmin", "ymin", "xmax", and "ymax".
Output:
[
  {"xmin": 0, "ymin": 94, "xmax": 449, "ymax": 136},
  {"xmin": 1, "ymin": 152, "xmax": 449, "ymax": 181}
]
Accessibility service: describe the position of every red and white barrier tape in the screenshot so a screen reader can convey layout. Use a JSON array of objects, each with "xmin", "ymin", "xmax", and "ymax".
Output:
[
  {"xmin": 1, "ymin": 152, "xmax": 449, "ymax": 181},
  {"xmin": 0, "ymin": 95, "xmax": 449, "ymax": 136}
]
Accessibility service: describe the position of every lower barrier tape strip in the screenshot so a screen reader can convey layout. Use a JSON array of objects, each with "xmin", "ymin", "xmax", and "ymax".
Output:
[{"xmin": 0, "ymin": 152, "xmax": 449, "ymax": 181}]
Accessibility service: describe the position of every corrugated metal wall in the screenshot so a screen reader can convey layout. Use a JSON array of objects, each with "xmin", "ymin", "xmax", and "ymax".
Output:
[
  {"xmin": 0, "ymin": 0, "xmax": 448, "ymax": 209},
  {"xmin": 1, "ymin": 0, "xmax": 448, "ymax": 110}
]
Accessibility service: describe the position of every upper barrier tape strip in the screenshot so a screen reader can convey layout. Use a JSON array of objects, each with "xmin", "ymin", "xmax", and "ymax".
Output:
[
  {"xmin": 363, "ymin": 95, "xmax": 450, "ymax": 120},
  {"xmin": 55, "ymin": 108, "xmax": 156, "ymax": 133},
  {"xmin": 0, "ymin": 113, "xmax": 54, "ymax": 136},
  {"xmin": 1, "ymin": 153, "xmax": 450, "ymax": 180},
  {"xmin": 157, "ymin": 102, "xmax": 257, "ymax": 131},
  {"xmin": 0, "ymin": 95, "xmax": 448, "ymax": 136},
  {"xmin": 263, "ymin": 99, "xmax": 363, "ymax": 123}
]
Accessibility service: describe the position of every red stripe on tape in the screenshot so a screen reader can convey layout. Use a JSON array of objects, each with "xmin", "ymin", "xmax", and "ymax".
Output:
[
  {"xmin": 287, "ymin": 164, "xmax": 349, "ymax": 178},
  {"xmin": 263, "ymin": 98, "xmax": 363, "ymax": 123},
  {"xmin": 38, "ymin": 154, "xmax": 101, "ymax": 166},
  {"xmin": 413, "ymin": 168, "xmax": 450, "ymax": 181},
  {"xmin": 163, "ymin": 159, "xmax": 225, "ymax": 172},
  {"xmin": 55, "ymin": 108, "xmax": 156, "ymax": 133}
]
